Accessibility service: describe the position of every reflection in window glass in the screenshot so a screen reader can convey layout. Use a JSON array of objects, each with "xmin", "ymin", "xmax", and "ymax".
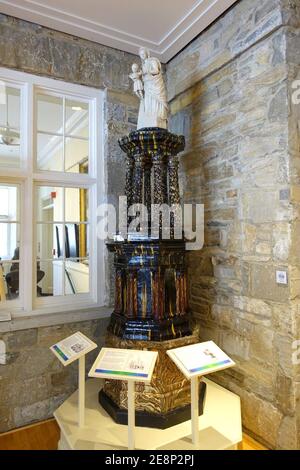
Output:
[
  {"xmin": 65, "ymin": 100, "xmax": 89, "ymax": 138},
  {"xmin": 0, "ymin": 185, "xmax": 20, "ymax": 262},
  {"xmin": 0, "ymin": 185, "xmax": 18, "ymax": 220},
  {"xmin": 0, "ymin": 87, "xmax": 21, "ymax": 168},
  {"xmin": 38, "ymin": 260, "xmax": 63, "ymax": 297},
  {"xmin": 36, "ymin": 186, "xmax": 64, "ymax": 223},
  {"xmin": 65, "ymin": 187, "xmax": 89, "ymax": 223},
  {"xmin": 0, "ymin": 224, "xmax": 20, "ymax": 260},
  {"xmin": 0, "ymin": 87, "xmax": 20, "ymax": 129},
  {"xmin": 37, "ymin": 260, "xmax": 90, "ymax": 297},
  {"xmin": 0, "ymin": 262, "xmax": 19, "ymax": 300},
  {"xmin": 37, "ymin": 94, "xmax": 63, "ymax": 134},
  {"xmin": 65, "ymin": 259, "xmax": 89, "ymax": 295},
  {"xmin": 37, "ymin": 224, "xmax": 64, "ymax": 260},
  {"xmin": 37, "ymin": 133, "xmax": 63, "ymax": 171},
  {"xmin": 65, "ymin": 138, "xmax": 88, "ymax": 173},
  {"xmin": 36, "ymin": 184, "xmax": 90, "ymax": 297}
]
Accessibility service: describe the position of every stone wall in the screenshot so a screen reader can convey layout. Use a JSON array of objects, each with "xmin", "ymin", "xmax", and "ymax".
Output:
[
  {"xmin": 167, "ymin": 0, "xmax": 300, "ymax": 450},
  {"xmin": 0, "ymin": 15, "xmax": 138, "ymax": 432},
  {"xmin": 0, "ymin": 317, "xmax": 109, "ymax": 432}
]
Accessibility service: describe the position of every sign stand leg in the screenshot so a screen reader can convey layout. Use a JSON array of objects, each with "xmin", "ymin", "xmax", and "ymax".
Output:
[
  {"xmin": 191, "ymin": 376, "xmax": 199, "ymax": 447},
  {"xmin": 78, "ymin": 355, "xmax": 85, "ymax": 428},
  {"xmin": 127, "ymin": 380, "xmax": 135, "ymax": 450}
]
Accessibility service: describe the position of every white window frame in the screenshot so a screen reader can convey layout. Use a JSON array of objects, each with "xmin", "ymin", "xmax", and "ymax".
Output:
[{"xmin": 0, "ymin": 67, "xmax": 106, "ymax": 319}]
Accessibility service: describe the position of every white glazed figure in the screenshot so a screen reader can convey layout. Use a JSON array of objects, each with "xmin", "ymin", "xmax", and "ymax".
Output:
[
  {"xmin": 129, "ymin": 63, "xmax": 144, "ymax": 100},
  {"xmin": 131, "ymin": 47, "xmax": 168, "ymax": 130}
]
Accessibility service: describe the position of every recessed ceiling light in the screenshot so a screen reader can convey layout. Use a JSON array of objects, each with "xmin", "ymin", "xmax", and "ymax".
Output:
[{"xmin": 72, "ymin": 106, "xmax": 82, "ymax": 111}]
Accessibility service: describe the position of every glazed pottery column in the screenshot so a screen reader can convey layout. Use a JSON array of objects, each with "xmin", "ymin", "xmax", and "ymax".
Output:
[{"xmin": 99, "ymin": 128, "xmax": 206, "ymax": 429}]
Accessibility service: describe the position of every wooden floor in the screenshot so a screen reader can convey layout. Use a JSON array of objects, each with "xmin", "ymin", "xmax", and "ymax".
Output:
[
  {"xmin": 0, "ymin": 419, "xmax": 267, "ymax": 450},
  {"xmin": 0, "ymin": 420, "xmax": 60, "ymax": 451}
]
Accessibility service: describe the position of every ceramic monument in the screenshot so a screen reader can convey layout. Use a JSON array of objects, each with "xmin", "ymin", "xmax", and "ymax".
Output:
[{"xmin": 99, "ymin": 47, "xmax": 206, "ymax": 428}]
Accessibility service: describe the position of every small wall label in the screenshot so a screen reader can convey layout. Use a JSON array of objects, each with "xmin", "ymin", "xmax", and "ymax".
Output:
[{"xmin": 276, "ymin": 270, "xmax": 288, "ymax": 285}]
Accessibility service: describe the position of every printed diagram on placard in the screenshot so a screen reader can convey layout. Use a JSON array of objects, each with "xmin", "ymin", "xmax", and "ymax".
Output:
[
  {"xmin": 50, "ymin": 332, "xmax": 97, "ymax": 365},
  {"xmin": 168, "ymin": 341, "xmax": 235, "ymax": 378}
]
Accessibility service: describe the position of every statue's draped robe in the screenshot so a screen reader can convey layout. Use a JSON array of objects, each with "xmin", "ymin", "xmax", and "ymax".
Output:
[{"xmin": 137, "ymin": 57, "xmax": 168, "ymax": 129}]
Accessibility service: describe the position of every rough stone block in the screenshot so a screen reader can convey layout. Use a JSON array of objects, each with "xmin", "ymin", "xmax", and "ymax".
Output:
[
  {"xmin": 277, "ymin": 416, "xmax": 298, "ymax": 450},
  {"xmin": 219, "ymin": 331, "xmax": 250, "ymax": 361},
  {"xmin": 250, "ymin": 264, "xmax": 289, "ymax": 302},
  {"xmin": 250, "ymin": 326, "xmax": 274, "ymax": 364},
  {"xmin": 241, "ymin": 390, "xmax": 282, "ymax": 448},
  {"xmin": 6, "ymin": 329, "xmax": 38, "ymax": 352},
  {"xmin": 275, "ymin": 373, "xmax": 296, "ymax": 415}
]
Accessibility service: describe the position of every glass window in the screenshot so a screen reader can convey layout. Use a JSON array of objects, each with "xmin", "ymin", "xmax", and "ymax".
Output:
[
  {"xmin": 0, "ymin": 184, "xmax": 20, "ymax": 302},
  {"xmin": 0, "ymin": 86, "xmax": 21, "ymax": 168},
  {"xmin": 36, "ymin": 186, "xmax": 90, "ymax": 297},
  {"xmin": 0, "ymin": 71, "xmax": 102, "ymax": 315},
  {"xmin": 36, "ymin": 93, "xmax": 89, "ymax": 173}
]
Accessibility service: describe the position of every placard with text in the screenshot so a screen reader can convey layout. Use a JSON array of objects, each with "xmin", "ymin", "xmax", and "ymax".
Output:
[
  {"xmin": 50, "ymin": 331, "xmax": 97, "ymax": 366},
  {"xmin": 167, "ymin": 341, "xmax": 235, "ymax": 379},
  {"xmin": 88, "ymin": 347, "xmax": 158, "ymax": 383}
]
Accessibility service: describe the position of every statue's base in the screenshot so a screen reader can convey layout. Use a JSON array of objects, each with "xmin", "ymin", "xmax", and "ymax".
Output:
[
  {"xmin": 99, "ymin": 331, "xmax": 207, "ymax": 429},
  {"xmin": 99, "ymin": 383, "xmax": 206, "ymax": 429}
]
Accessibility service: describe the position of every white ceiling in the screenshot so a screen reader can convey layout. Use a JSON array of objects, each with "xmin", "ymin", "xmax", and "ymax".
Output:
[{"xmin": 0, "ymin": 0, "xmax": 238, "ymax": 62}]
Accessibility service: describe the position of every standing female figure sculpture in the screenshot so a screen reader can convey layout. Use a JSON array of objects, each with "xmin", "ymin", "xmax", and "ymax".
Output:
[{"xmin": 129, "ymin": 47, "xmax": 168, "ymax": 130}]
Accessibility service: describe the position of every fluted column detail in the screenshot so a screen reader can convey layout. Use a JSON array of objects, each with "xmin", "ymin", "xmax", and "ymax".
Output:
[
  {"xmin": 168, "ymin": 155, "xmax": 181, "ymax": 238},
  {"xmin": 125, "ymin": 156, "xmax": 134, "ymax": 207},
  {"xmin": 132, "ymin": 156, "xmax": 143, "ymax": 205}
]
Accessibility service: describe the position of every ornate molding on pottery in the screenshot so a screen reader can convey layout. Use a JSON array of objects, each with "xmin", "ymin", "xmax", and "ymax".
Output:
[{"xmin": 100, "ymin": 331, "xmax": 206, "ymax": 429}]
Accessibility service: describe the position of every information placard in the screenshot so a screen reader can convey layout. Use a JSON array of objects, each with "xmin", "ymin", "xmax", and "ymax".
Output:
[
  {"xmin": 50, "ymin": 331, "xmax": 97, "ymax": 366},
  {"xmin": 167, "ymin": 341, "xmax": 235, "ymax": 379},
  {"xmin": 88, "ymin": 347, "xmax": 158, "ymax": 383}
]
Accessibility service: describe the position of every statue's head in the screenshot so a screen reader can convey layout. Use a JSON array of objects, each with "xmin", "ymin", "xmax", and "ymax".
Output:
[{"xmin": 139, "ymin": 47, "xmax": 150, "ymax": 61}]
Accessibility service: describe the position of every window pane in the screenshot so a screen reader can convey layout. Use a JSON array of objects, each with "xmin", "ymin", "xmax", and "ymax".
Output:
[
  {"xmin": 0, "ymin": 86, "xmax": 21, "ymax": 168},
  {"xmin": 37, "ymin": 224, "xmax": 64, "ymax": 260},
  {"xmin": 36, "ymin": 186, "xmax": 64, "ymax": 223},
  {"xmin": 0, "ymin": 223, "xmax": 20, "ymax": 260},
  {"xmin": 37, "ymin": 94, "xmax": 63, "ymax": 134},
  {"xmin": 65, "ymin": 99, "xmax": 89, "ymax": 138},
  {"xmin": 0, "ymin": 144, "xmax": 21, "ymax": 168},
  {"xmin": 65, "ymin": 187, "xmax": 88, "ymax": 222},
  {"xmin": 65, "ymin": 259, "xmax": 89, "ymax": 295},
  {"xmin": 65, "ymin": 138, "xmax": 88, "ymax": 173},
  {"xmin": 0, "ymin": 185, "xmax": 19, "ymax": 220},
  {"xmin": 37, "ymin": 133, "xmax": 63, "ymax": 171},
  {"xmin": 78, "ymin": 223, "xmax": 89, "ymax": 258},
  {"xmin": 0, "ymin": 86, "xmax": 20, "ymax": 129},
  {"xmin": 38, "ymin": 260, "xmax": 64, "ymax": 297},
  {"xmin": 63, "ymin": 223, "xmax": 89, "ymax": 259},
  {"xmin": 0, "ymin": 188, "xmax": 8, "ymax": 216},
  {"xmin": 0, "ymin": 262, "xmax": 19, "ymax": 301}
]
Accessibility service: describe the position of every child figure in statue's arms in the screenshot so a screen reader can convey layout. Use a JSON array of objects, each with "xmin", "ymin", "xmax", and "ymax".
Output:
[{"xmin": 130, "ymin": 63, "xmax": 144, "ymax": 100}]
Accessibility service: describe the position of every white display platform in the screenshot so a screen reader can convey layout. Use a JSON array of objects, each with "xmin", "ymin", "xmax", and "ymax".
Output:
[{"xmin": 54, "ymin": 378, "xmax": 242, "ymax": 450}]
